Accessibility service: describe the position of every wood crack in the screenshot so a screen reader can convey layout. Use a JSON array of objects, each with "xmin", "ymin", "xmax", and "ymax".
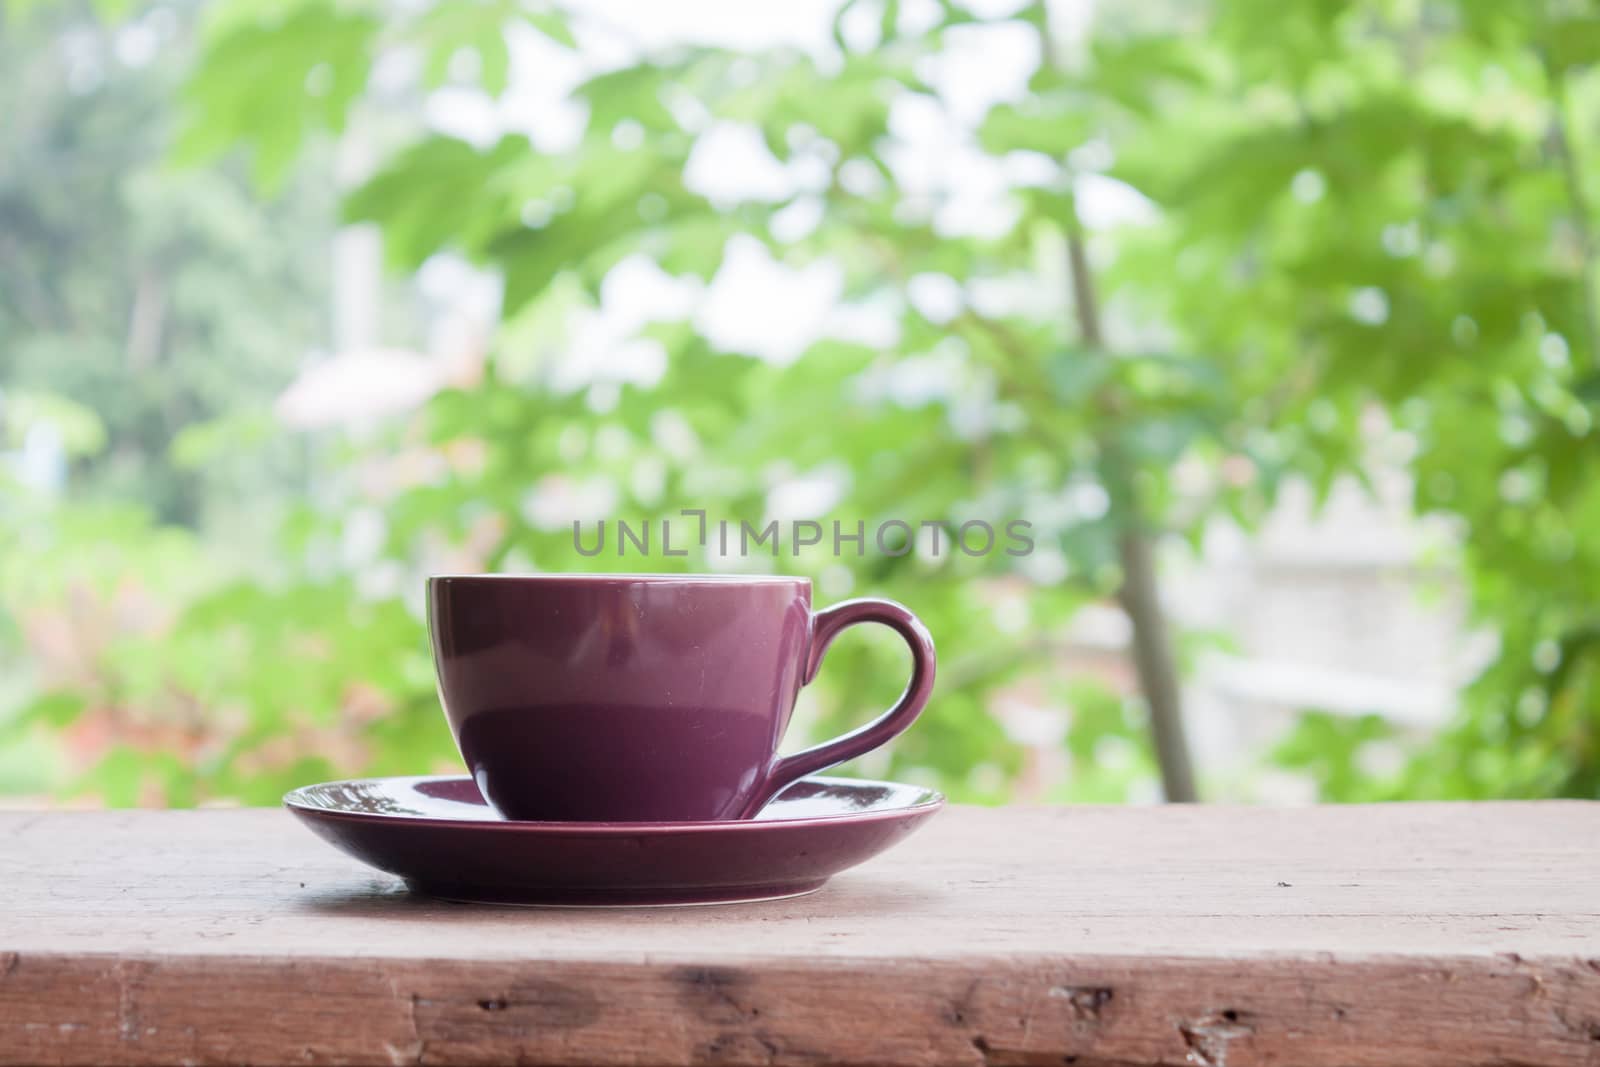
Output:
[
  {"xmin": 1178, "ymin": 1012, "xmax": 1254, "ymax": 1067},
  {"xmin": 382, "ymin": 981, "xmax": 426, "ymax": 1066}
]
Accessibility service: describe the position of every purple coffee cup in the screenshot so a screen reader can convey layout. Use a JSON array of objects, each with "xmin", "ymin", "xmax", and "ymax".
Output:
[{"xmin": 426, "ymin": 573, "xmax": 936, "ymax": 822}]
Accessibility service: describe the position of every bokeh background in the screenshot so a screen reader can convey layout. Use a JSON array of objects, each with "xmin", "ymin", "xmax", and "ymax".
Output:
[{"xmin": 3, "ymin": 0, "xmax": 1597, "ymax": 809}]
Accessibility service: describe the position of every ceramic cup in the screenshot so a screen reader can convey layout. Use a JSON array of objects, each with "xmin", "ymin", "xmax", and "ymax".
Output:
[{"xmin": 427, "ymin": 573, "xmax": 936, "ymax": 823}]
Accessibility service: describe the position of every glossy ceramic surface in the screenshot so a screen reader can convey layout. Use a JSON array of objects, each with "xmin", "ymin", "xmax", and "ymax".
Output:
[
  {"xmin": 284, "ymin": 774, "xmax": 944, "ymax": 906},
  {"xmin": 428, "ymin": 574, "xmax": 936, "ymax": 822}
]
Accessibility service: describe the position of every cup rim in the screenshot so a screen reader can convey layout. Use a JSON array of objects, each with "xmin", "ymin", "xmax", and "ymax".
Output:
[{"xmin": 427, "ymin": 572, "xmax": 809, "ymax": 586}]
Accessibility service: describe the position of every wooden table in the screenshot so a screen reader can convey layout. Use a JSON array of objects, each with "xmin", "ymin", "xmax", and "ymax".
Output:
[{"xmin": 1, "ymin": 803, "xmax": 1597, "ymax": 1066}]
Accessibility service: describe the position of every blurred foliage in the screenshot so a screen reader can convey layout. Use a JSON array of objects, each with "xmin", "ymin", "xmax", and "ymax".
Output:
[
  {"xmin": 1113, "ymin": 0, "xmax": 1600, "ymax": 798},
  {"xmin": 0, "ymin": 0, "xmax": 333, "ymax": 527},
  {"xmin": 2, "ymin": 0, "xmax": 1598, "ymax": 806}
]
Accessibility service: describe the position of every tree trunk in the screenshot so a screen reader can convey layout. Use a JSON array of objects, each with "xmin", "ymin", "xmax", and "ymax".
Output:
[
  {"xmin": 1064, "ymin": 224, "xmax": 1199, "ymax": 803},
  {"xmin": 1114, "ymin": 527, "xmax": 1199, "ymax": 802}
]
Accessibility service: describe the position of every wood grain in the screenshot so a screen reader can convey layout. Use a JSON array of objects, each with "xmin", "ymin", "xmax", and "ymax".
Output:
[{"xmin": 1, "ymin": 802, "xmax": 1597, "ymax": 1066}]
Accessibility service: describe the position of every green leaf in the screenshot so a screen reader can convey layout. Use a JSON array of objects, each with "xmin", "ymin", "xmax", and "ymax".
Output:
[
  {"xmin": 410, "ymin": 2, "xmax": 526, "ymax": 94},
  {"xmin": 576, "ymin": 61, "xmax": 682, "ymax": 134},
  {"xmin": 1540, "ymin": 16, "xmax": 1600, "ymax": 75},
  {"xmin": 14, "ymin": 691, "xmax": 87, "ymax": 730},
  {"xmin": 175, "ymin": 4, "xmax": 379, "ymax": 188},
  {"xmin": 524, "ymin": 9, "xmax": 576, "ymax": 49},
  {"xmin": 344, "ymin": 134, "xmax": 534, "ymax": 267},
  {"xmin": 979, "ymin": 98, "xmax": 1093, "ymax": 158}
]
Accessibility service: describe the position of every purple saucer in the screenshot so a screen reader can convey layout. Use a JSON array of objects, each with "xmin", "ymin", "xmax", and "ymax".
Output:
[{"xmin": 284, "ymin": 775, "xmax": 944, "ymax": 906}]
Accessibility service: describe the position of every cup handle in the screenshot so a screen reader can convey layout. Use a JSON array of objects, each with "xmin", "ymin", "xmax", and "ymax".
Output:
[{"xmin": 743, "ymin": 598, "xmax": 937, "ymax": 816}]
